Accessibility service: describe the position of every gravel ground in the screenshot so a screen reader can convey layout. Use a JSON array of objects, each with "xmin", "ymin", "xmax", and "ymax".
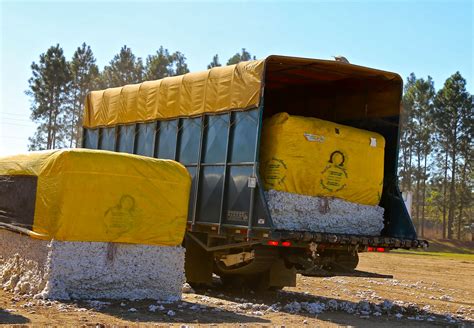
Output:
[{"xmin": 1, "ymin": 252, "xmax": 473, "ymax": 327}]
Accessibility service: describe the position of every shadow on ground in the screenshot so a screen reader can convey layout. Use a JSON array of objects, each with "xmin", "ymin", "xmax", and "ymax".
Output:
[
  {"xmin": 59, "ymin": 274, "xmax": 471, "ymax": 327},
  {"xmin": 0, "ymin": 308, "xmax": 30, "ymax": 324},
  {"xmin": 187, "ymin": 276, "xmax": 472, "ymax": 327},
  {"xmin": 63, "ymin": 299, "xmax": 270, "ymax": 325}
]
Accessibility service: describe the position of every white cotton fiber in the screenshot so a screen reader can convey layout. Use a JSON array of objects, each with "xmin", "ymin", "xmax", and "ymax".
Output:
[
  {"xmin": 265, "ymin": 190, "xmax": 384, "ymax": 236},
  {"xmin": 0, "ymin": 229, "xmax": 185, "ymax": 300}
]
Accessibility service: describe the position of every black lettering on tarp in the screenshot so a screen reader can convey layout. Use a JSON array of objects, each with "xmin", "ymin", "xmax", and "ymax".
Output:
[
  {"xmin": 320, "ymin": 150, "xmax": 348, "ymax": 192},
  {"xmin": 0, "ymin": 175, "xmax": 37, "ymax": 230},
  {"xmin": 262, "ymin": 157, "xmax": 287, "ymax": 188}
]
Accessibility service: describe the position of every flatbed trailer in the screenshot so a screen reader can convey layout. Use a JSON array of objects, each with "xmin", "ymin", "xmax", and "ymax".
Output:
[{"xmin": 82, "ymin": 55, "xmax": 427, "ymax": 289}]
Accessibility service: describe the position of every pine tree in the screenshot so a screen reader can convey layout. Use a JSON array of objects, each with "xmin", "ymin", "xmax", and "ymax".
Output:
[
  {"xmin": 145, "ymin": 46, "xmax": 174, "ymax": 80},
  {"xmin": 101, "ymin": 45, "xmax": 144, "ymax": 88},
  {"xmin": 434, "ymin": 72, "xmax": 472, "ymax": 239},
  {"xmin": 207, "ymin": 54, "xmax": 221, "ymax": 69},
  {"xmin": 27, "ymin": 44, "xmax": 71, "ymax": 150},
  {"xmin": 68, "ymin": 43, "xmax": 99, "ymax": 147},
  {"xmin": 145, "ymin": 47, "xmax": 190, "ymax": 79},
  {"xmin": 227, "ymin": 48, "xmax": 256, "ymax": 65}
]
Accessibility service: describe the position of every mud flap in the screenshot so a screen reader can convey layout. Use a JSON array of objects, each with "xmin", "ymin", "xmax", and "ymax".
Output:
[
  {"xmin": 268, "ymin": 258, "xmax": 296, "ymax": 288},
  {"xmin": 184, "ymin": 234, "xmax": 213, "ymax": 285}
]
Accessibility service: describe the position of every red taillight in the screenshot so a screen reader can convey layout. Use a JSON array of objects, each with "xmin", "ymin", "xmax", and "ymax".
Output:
[
  {"xmin": 367, "ymin": 246, "xmax": 386, "ymax": 252},
  {"xmin": 281, "ymin": 241, "xmax": 292, "ymax": 247},
  {"xmin": 267, "ymin": 240, "xmax": 279, "ymax": 246}
]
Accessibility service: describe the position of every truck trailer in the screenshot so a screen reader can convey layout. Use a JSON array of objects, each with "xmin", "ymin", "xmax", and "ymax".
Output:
[{"xmin": 82, "ymin": 55, "xmax": 427, "ymax": 289}]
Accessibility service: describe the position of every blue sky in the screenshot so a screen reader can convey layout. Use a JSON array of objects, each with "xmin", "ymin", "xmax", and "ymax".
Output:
[{"xmin": 1, "ymin": 0, "xmax": 472, "ymax": 155}]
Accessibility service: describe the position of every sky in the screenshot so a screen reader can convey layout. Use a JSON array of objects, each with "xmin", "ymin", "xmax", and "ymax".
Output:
[{"xmin": 0, "ymin": 0, "xmax": 472, "ymax": 155}]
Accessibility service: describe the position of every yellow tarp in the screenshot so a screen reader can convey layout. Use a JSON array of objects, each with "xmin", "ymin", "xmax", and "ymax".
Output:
[
  {"xmin": 259, "ymin": 113, "xmax": 385, "ymax": 206},
  {"xmin": 83, "ymin": 55, "xmax": 403, "ymax": 129},
  {"xmin": 83, "ymin": 60, "xmax": 265, "ymax": 128},
  {"xmin": 0, "ymin": 149, "xmax": 191, "ymax": 246}
]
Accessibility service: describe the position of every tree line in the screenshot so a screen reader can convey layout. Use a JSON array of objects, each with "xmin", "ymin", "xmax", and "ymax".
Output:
[
  {"xmin": 399, "ymin": 73, "xmax": 472, "ymax": 239},
  {"xmin": 26, "ymin": 44, "xmax": 256, "ymax": 149}
]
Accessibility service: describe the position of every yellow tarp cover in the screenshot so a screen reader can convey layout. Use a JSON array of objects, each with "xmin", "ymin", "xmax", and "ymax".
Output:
[
  {"xmin": 83, "ymin": 60, "xmax": 265, "ymax": 128},
  {"xmin": 0, "ymin": 149, "xmax": 191, "ymax": 246},
  {"xmin": 260, "ymin": 113, "xmax": 385, "ymax": 206}
]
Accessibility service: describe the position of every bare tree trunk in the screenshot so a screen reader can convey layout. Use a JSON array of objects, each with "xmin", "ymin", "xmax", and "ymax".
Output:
[
  {"xmin": 421, "ymin": 155, "xmax": 428, "ymax": 238},
  {"xmin": 47, "ymin": 107, "xmax": 53, "ymax": 149},
  {"xmin": 70, "ymin": 106, "xmax": 76, "ymax": 148},
  {"xmin": 457, "ymin": 154, "xmax": 469, "ymax": 240},
  {"xmin": 70, "ymin": 89, "xmax": 78, "ymax": 148},
  {"xmin": 447, "ymin": 149, "xmax": 456, "ymax": 239},
  {"xmin": 52, "ymin": 87, "xmax": 59, "ymax": 150},
  {"xmin": 442, "ymin": 151, "xmax": 448, "ymax": 239},
  {"xmin": 415, "ymin": 152, "xmax": 421, "ymax": 232},
  {"xmin": 75, "ymin": 90, "xmax": 85, "ymax": 148}
]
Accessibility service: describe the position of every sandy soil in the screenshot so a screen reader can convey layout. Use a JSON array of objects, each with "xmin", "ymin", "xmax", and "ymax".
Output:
[{"xmin": 1, "ymin": 252, "xmax": 473, "ymax": 327}]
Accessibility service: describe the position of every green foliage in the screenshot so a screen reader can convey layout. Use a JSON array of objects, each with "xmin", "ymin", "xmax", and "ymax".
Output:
[
  {"xmin": 226, "ymin": 48, "xmax": 256, "ymax": 65},
  {"xmin": 145, "ymin": 46, "xmax": 174, "ymax": 80},
  {"xmin": 27, "ymin": 44, "xmax": 71, "ymax": 150},
  {"xmin": 173, "ymin": 51, "xmax": 190, "ymax": 75},
  {"xmin": 207, "ymin": 54, "xmax": 221, "ymax": 69},
  {"xmin": 145, "ymin": 47, "xmax": 190, "ymax": 80},
  {"xmin": 100, "ymin": 45, "xmax": 144, "ymax": 88}
]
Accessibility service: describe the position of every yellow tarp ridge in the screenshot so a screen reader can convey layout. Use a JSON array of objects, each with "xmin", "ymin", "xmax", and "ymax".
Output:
[{"xmin": 83, "ymin": 60, "xmax": 265, "ymax": 128}]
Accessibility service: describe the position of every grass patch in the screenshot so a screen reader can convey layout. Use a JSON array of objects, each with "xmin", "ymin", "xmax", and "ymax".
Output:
[
  {"xmin": 423, "ymin": 239, "xmax": 474, "ymax": 254},
  {"xmin": 392, "ymin": 249, "xmax": 474, "ymax": 261}
]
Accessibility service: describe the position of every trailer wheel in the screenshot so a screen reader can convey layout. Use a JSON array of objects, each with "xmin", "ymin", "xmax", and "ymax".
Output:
[{"xmin": 326, "ymin": 251, "xmax": 359, "ymax": 272}]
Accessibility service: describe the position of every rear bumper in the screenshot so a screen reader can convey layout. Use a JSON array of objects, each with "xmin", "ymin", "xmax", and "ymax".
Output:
[{"xmin": 270, "ymin": 230, "xmax": 428, "ymax": 249}]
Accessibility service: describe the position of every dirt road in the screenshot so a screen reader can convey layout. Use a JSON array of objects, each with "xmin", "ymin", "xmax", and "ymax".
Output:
[{"xmin": 1, "ymin": 251, "xmax": 473, "ymax": 327}]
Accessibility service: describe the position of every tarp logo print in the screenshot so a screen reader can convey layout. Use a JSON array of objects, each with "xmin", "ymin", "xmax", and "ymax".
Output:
[
  {"xmin": 320, "ymin": 150, "xmax": 348, "ymax": 193},
  {"xmin": 104, "ymin": 194, "xmax": 143, "ymax": 239},
  {"xmin": 262, "ymin": 157, "xmax": 287, "ymax": 188}
]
